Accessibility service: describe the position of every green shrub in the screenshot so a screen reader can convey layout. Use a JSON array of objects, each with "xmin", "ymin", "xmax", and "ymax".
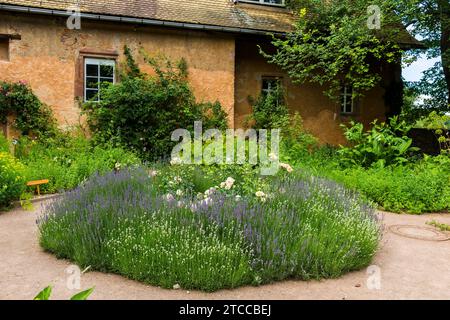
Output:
[
  {"xmin": 0, "ymin": 132, "xmax": 9, "ymax": 153},
  {"xmin": 0, "ymin": 151, "xmax": 26, "ymax": 209},
  {"xmin": 152, "ymin": 162, "xmax": 271, "ymax": 197},
  {"xmin": 0, "ymin": 81, "xmax": 58, "ymax": 139},
  {"xmin": 415, "ymin": 111, "xmax": 450, "ymax": 155},
  {"xmin": 245, "ymin": 84, "xmax": 289, "ymax": 129},
  {"xmin": 16, "ymin": 134, "xmax": 141, "ymax": 194},
  {"xmin": 83, "ymin": 48, "xmax": 228, "ymax": 161},
  {"xmin": 280, "ymin": 112, "xmax": 319, "ymax": 162},
  {"xmin": 39, "ymin": 166, "xmax": 380, "ymax": 291},
  {"xmin": 415, "ymin": 111, "xmax": 450, "ymax": 130},
  {"xmin": 338, "ymin": 116, "xmax": 419, "ymax": 168},
  {"xmin": 315, "ymin": 155, "xmax": 450, "ymax": 214}
]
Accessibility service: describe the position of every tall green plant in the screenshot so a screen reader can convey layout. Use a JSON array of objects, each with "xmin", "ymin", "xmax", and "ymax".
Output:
[
  {"xmin": 338, "ymin": 116, "xmax": 419, "ymax": 168},
  {"xmin": 245, "ymin": 84, "xmax": 289, "ymax": 129}
]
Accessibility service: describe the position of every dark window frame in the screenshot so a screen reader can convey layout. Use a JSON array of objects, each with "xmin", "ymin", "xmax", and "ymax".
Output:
[{"xmin": 261, "ymin": 76, "xmax": 283, "ymax": 96}]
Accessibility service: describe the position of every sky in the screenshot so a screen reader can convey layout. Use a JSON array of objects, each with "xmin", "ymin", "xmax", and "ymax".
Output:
[{"xmin": 402, "ymin": 54, "xmax": 440, "ymax": 82}]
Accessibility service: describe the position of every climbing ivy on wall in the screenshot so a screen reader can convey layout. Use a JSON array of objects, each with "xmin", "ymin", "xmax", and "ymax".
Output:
[{"xmin": 0, "ymin": 81, "xmax": 58, "ymax": 139}]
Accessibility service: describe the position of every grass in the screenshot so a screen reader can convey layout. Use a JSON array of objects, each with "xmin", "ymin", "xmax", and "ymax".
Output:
[
  {"xmin": 39, "ymin": 166, "xmax": 381, "ymax": 292},
  {"xmin": 427, "ymin": 220, "xmax": 450, "ymax": 232}
]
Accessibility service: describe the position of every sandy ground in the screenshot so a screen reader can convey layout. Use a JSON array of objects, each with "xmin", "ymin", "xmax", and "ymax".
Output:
[{"xmin": 0, "ymin": 204, "xmax": 449, "ymax": 300}]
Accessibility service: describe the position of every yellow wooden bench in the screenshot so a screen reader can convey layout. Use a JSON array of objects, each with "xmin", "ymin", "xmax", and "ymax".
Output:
[{"xmin": 27, "ymin": 179, "xmax": 49, "ymax": 196}]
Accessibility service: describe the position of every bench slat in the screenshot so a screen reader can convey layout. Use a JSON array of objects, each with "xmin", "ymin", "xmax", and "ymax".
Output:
[{"xmin": 27, "ymin": 179, "xmax": 49, "ymax": 186}]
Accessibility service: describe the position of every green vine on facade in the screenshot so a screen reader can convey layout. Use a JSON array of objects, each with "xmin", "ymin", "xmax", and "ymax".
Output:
[{"xmin": 0, "ymin": 81, "xmax": 58, "ymax": 139}]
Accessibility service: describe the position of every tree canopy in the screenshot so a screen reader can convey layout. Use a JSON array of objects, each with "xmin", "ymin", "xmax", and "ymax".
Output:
[{"xmin": 265, "ymin": 0, "xmax": 449, "ymax": 113}]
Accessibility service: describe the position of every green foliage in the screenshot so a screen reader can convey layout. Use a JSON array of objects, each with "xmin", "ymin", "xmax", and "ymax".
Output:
[
  {"xmin": 404, "ymin": 0, "xmax": 450, "ymax": 110},
  {"xmin": 427, "ymin": 220, "xmax": 450, "ymax": 231},
  {"xmin": 33, "ymin": 286, "xmax": 52, "ymax": 300},
  {"xmin": 34, "ymin": 286, "xmax": 94, "ymax": 300},
  {"xmin": 280, "ymin": 112, "xmax": 319, "ymax": 161},
  {"xmin": 39, "ymin": 167, "xmax": 380, "ymax": 291},
  {"xmin": 0, "ymin": 132, "xmax": 9, "ymax": 153},
  {"xmin": 0, "ymin": 151, "xmax": 26, "ymax": 209},
  {"xmin": 264, "ymin": 0, "xmax": 403, "ymax": 100},
  {"xmin": 245, "ymin": 84, "xmax": 289, "ymax": 129},
  {"xmin": 415, "ymin": 111, "xmax": 450, "ymax": 154},
  {"xmin": 0, "ymin": 81, "xmax": 58, "ymax": 139},
  {"xmin": 295, "ymin": 151, "xmax": 450, "ymax": 214},
  {"xmin": 152, "ymin": 162, "xmax": 271, "ymax": 197},
  {"xmin": 326, "ymin": 159, "xmax": 450, "ymax": 214},
  {"xmin": 415, "ymin": 111, "xmax": 450, "ymax": 129},
  {"xmin": 338, "ymin": 117, "xmax": 419, "ymax": 168},
  {"xmin": 70, "ymin": 288, "xmax": 95, "ymax": 301},
  {"xmin": 83, "ymin": 47, "xmax": 228, "ymax": 161},
  {"xmin": 15, "ymin": 134, "xmax": 141, "ymax": 194}
]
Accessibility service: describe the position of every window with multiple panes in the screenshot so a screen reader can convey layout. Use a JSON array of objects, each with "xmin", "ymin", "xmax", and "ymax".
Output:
[
  {"xmin": 262, "ymin": 77, "xmax": 282, "ymax": 95},
  {"xmin": 340, "ymin": 85, "xmax": 354, "ymax": 114},
  {"xmin": 240, "ymin": 0, "xmax": 285, "ymax": 6},
  {"xmin": 84, "ymin": 58, "xmax": 115, "ymax": 102}
]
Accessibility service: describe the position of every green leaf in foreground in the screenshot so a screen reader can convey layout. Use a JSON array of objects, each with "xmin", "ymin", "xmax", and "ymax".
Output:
[
  {"xmin": 70, "ymin": 287, "xmax": 95, "ymax": 300},
  {"xmin": 33, "ymin": 286, "xmax": 52, "ymax": 300}
]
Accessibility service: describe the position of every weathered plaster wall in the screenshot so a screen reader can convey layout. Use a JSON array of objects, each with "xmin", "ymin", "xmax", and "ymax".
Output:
[
  {"xmin": 235, "ymin": 38, "xmax": 388, "ymax": 145},
  {"xmin": 0, "ymin": 12, "xmax": 236, "ymax": 133}
]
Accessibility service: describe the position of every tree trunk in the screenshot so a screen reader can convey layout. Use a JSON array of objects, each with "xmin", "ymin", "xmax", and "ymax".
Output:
[
  {"xmin": 384, "ymin": 56, "xmax": 404, "ymax": 119},
  {"xmin": 439, "ymin": 0, "xmax": 450, "ymax": 107}
]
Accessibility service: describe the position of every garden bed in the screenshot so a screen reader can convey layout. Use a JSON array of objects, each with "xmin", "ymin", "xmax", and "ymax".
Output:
[{"xmin": 38, "ymin": 166, "xmax": 381, "ymax": 292}]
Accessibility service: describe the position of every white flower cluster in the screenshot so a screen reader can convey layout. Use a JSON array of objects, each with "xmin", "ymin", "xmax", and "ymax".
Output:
[
  {"xmin": 170, "ymin": 157, "xmax": 182, "ymax": 165},
  {"xmin": 219, "ymin": 177, "xmax": 235, "ymax": 190},
  {"xmin": 148, "ymin": 169, "xmax": 158, "ymax": 178},
  {"xmin": 255, "ymin": 191, "xmax": 267, "ymax": 202},
  {"xmin": 279, "ymin": 163, "xmax": 294, "ymax": 173}
]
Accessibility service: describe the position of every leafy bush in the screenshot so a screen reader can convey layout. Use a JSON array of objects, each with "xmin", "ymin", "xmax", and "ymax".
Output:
[
  {"xmin": 83, "ymin": 48, "xmax": 228, "ymax": 160},
  {"xmin": 0, "ymin": 81, "xmax": 58, "ymax": 139},
  {"xmin": 0, "ymin": 151, "xmax": 26, "ymax": 209},
  {"xmin": 328, "ymin": 161, "xmax": 450, "ymax": 214},
  {"xmin": 152, "ymin": 163, "xmax": 271, "ymax": 197},
  {"xmin": 280, "ymin": 113, "xmax": 319, "ymax": 162},
  {"xmin": 15, "ymin": 134, "xmax": 140, "ymax": 194},
  {"xmin": 299, "ymin": 154, "xmax": 450, "ymax": 214},
  {"xmin": 338, "ymin": 117, "xmax": 419, "ymax": 168},
  {"xmin": 245, "ymin": 84, "xmax": 289, "ymax": 129},
  {"xmin": 39, "ymin": 166, "xmax": 380, "ymax": 291},
  {"xmin": 415, "ymin": 111, "xmax": 450, "ymax": 155},
  {"xmin": 415, "ymin": 111, "xmax": 450, "ymax": 130},
  {"xmin": 0, "ymin": 132, "xmax": 9, "ymax": 153}
]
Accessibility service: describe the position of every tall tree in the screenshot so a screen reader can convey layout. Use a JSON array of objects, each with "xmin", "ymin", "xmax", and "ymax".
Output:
[
  {"xmin": 406, "ymin": 0, "xmax": 450, "ymax": 110},
  {"xmin": 265, "ymin": 1, "xmax": 449, "ymax": 114}
]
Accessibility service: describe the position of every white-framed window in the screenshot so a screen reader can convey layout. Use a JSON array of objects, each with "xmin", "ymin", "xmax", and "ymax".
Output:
[
  {"xmin": 340, "ymin": 85, "xmax": 354, "ymax": 114},
  {"xmin": 240, "ymin": 0, "xmax": 285, "ymax": 7},
  {"xmin": 84, "ymin": 58, "xmax": 115, "ymax": 102},
  {"xmin": 262, "ymin": 77, "xmax": 282, "ymax": 95}
]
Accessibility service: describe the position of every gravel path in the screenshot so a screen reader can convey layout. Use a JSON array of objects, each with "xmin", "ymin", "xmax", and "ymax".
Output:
[{"xmin": 0, "ymin": 204, "xmax": 449, "ymax": 300}]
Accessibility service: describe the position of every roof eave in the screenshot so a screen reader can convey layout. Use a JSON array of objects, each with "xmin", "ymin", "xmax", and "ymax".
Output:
[{"xmin": 0, "ymin": 3, "xmax": 286, "ymax": 36}]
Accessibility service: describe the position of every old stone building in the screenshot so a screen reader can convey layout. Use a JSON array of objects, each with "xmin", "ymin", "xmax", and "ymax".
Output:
[{"xmin": 0, "ymin": 0, "xmax": 421, "ymax": 144}]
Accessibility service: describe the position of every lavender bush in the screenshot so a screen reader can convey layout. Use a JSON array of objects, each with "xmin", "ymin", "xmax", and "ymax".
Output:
[{"xmin": 38, "ymin": 166, "xmax": 381, "ymax": 291}]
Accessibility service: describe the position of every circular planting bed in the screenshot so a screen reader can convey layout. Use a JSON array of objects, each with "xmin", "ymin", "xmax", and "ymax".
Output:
[{"xmin": 38, "ymin": 166, "xmax": 382, "ymax": 292}]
